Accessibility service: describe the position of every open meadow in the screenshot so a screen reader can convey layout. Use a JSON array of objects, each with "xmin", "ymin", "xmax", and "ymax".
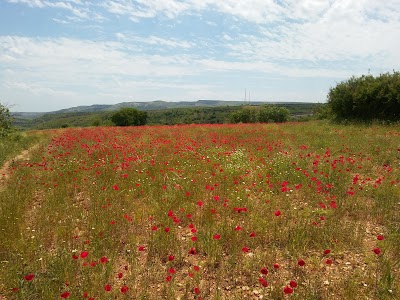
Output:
[{"xmin": 0, "ymin": 121, "xmax": 399, "ymax": 299}]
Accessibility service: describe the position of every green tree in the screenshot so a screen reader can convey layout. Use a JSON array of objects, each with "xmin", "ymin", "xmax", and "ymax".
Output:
[
  {"xmin": 111, "ymin": 108, "xmax": 147, "ymax": 126},
  {"xmin": 0, "ymin": 103, "xmax": 13, "ymax": 137},
  {"xmin": 258, "ymin": 105, "xmax": 290, "ymax": 123},
  {"xmin": 327, "ymin": 72, "xmax": 400, "ymax": 122},
  {"xmin": 230, "ymin": 107, "xmax": 258, "ymax": 123}
]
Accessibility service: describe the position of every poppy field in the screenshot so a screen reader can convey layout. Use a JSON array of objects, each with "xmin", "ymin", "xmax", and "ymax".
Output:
[{"xmin": 0, "ymin": 121, "xmax": 399, "ymax": 299}]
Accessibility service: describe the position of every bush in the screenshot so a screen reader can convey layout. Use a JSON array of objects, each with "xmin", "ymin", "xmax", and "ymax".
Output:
[
  {"xmin": 0, "ymin": 103, "xmax": 13, "ymax": 137},
  {"xmin": 231, "ymin": 105, "xmax": 290, "ymax": 123},
  {"xmin": 111, "ymin": 108, "xmax": 147, "ymax": 126},
  {"xmin": 327, "ymin": 72, "xmax": 400, "ymax": 122}
]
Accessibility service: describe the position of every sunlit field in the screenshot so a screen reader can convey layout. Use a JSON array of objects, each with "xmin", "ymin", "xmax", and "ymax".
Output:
[{"xmin": 1, "ymin": 121, "xmax": 399, "ymax": 299}]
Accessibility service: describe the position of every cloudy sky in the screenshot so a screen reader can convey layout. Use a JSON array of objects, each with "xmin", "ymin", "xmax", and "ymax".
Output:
[{"xmin": 1, "ymin": 0, "xmax": 399, "ymax": 112}]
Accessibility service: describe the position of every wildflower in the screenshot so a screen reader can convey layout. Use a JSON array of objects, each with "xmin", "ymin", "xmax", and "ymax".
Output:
[
  {"xmin": 289, "ymin": 280, "xmax": 298, "ymax": 288},
  {"xmin": 168, "ymin": 255, "xmax": 175, "ymax": 261},
  {"xmin": 323, "ymin": 249, "xmax": 331, "ymax": 255},
  {"xmin": 80, "ymin": 251, "xmax": 89, "ymax": 259},
  {"xmin": 258, "ymin": 277, "xmax": 268, "ymax": 287},
  {"xmin": 373, "ymin": 247, "xmax": 381, "ymax": 255},
  {"xmin": 100, "ymin": 256, "xmax": 108, "ymax": 264},
  {"xmin": 326, "ymin": 259, "xmax": 333, "ymax": 265},
  {"xmin": 298, "ymin": 259, "xmax": 305, "ymax": 266},
  {"xmin": 104, "ymin": 284, "xmax": 111, "ymax": 292},
  {"xmin": 273, "ymin": 263, "xmax": 280, "ymax": 269},
  {"xmin": 213, "ymin": 234, "xmax": 221, "ymax": 240},
  {"xmin": 138, "ymin": 245, "xmax": 145, "ymax": 251},
  {"xmin": 249, "ymin": 232, "xmax": 256, "ymax": 237},
  {"xmin": 377, "ymin": 235, "xmax": 384, "ymax": 240},
  {"xmin": 242, "ymin": 247, "xmax": 249, "ymax": 253},
  {"xmin": 121, "ymin": 286, "xmax": 129, "ymax": 294},
  {"xmin": 260, "ymin": 268, "xmax": 268, "ymax": 275},
  {"xmin": 194, "ymin": 287, "xmax": 201, "ymax": 294},
  {"xmin": 284, "ymin": 286, "xmax": 293, "ymax": 294},
  {"xmin": 189, "ymin": 247, "xmax": 196, "ymax": 255},
  {"xmin": 61, "ymin": 291, "xmax": 70, "ymax": 298},
  {"xmin": 24, "ymin": 273, "xmax": 35, "ymax": 281},
  {"xmin": 274, "ymin": 210, "xmax": 281, "ymax": 217}
]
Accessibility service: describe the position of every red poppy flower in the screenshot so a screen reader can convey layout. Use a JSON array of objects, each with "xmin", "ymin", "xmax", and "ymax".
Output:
[
  {"xmin": 323, "ymin": 249, "xmax": 331, "ymax": 255},
  {"xmin": 80, "ymin": 251, "xmax": 89, "ymax": 259},
  {"xmin": 24, "ymin": 273, "xmax": 35, "ymax": 281},
  {"xmin": 168, "ymin": 255, "xmax": 175, "ymax": 261},
  {"xmin": 113, "ymin": 184, "xmax": 119, "ymax": 191},
  {"xmin": 273, "ymin": 263, "xmax": 280, "ymax": 269},
  {"xmin": 298, "ymin": 259, "xmax": 305, "ymax": 266},
  {"xmin": 283, "ymin": 286, "xmax": 293, "ymax": 294},
  {"xmin": 260, "ymin": 268, "xmax": 268, "ymax": 275},
  {"xmin": 289, "ymin": 280, "xmax": 297, "ymax": 288},
  {"xmin": 61, "ymin": 291, "xmax": 70, "ymax": 298},
  {"xmin": 194, "ymin": 287, "xmax": 200, "ymax": 294},
  {"xmin": 193, "ymin": 265, "xmax": 200, "ymax": 271},
  {"xmin": 166, "ymin": 275, "xmax": 172, "ymax": 282},
  {"xmin": 234, "ymin": 225, "xmax": 242, "ymax": 231},
  {"xmin": 168, "ymin": 267, "xmax": 176, "ymax": 274},
  {"xmin": 191, "ymin": 236, "xmax": 197, "ymax": 242},
  {"xmin": 117, "ymin": 272, "xmax": 123, "ymax": 279},
  {"xmin": 138, "ymin": 245, "xmax": 145, "ymax": 251},
  {"xmin": 121, "ymin": 286, "xmax": 129, "ymax": 293},
  {"xmin": 258, "ymin": 277, "xmax": 268, "ymax": 287},
  {"xmin": 164, "ymin": 227, "xmax": 170, "ymax": 233},
  {"xmin": 189, "ymin": 247, "xmax": 196, "ymax": 255},
  {"xmin": 104, "ymin": 284, "xmax": 111, "ymax": 292},
  {"xmin": 100, "ymin": 256, "xmax": 108, "ymax": 264},
  {"xmin": 373, "ymin": 247, "xmax": 381, "ymax": 255},
  {"xmin": 377, "ymin": 235, "xmax": 384, "ymax": 240},
  {"xmin": 242, "ymin": 247, "xmax": 249, "ymax": 253},
  {"xmin": 249, "ymin": 232, "xmax": 256, "ymax": 237},
  {"xmin": 326, "ymin": 259, "xmax": 333, "ymax": 265},
  {"xmin": 213, "ymin": 234, "xmax": 221, "ymax": 240},
  {"xmin": 12, "ymin": 288, "xmax": 19, "ymax": 292},
  {"xmin": 274, "ymin": 210, "xmax": 281, "ymax": 217}
]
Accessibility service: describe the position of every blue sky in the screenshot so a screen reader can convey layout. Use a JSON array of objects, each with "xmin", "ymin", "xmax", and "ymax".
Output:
[{"xmin": 1, "ymin": 0, "xmax": 399, "ymax": 112}]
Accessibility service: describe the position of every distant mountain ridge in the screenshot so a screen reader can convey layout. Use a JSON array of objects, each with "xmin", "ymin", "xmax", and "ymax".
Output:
[{"xmin": 13, "ymin": 100, "xmax": 314, "ymax": 117}]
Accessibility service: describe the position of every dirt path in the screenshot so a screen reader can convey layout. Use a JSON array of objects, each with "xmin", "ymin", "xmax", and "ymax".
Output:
[{"xmin": 0, "ymin": 144, "xmax": 39, "ymax": 189}]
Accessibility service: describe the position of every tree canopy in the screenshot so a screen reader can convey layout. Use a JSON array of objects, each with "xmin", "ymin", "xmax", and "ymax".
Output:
[
  {"xmin": 0, "ymin": 103, "xmax": 13, "ymax": 136},
  {"xmin": 231, "ymin": 105, "xmax": 290, "ymax": 123},
  {"xmin": 111, "ymin": 108, "xmax": 147, "ymax": 126},
  {"xmin": 327, "ymin": 72, "xmax": 400, "ymax": 122}
]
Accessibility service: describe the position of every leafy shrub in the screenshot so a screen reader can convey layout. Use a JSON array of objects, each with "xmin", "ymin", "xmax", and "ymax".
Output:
[
  {"xmin": 231, "ymin": 105, "xmax": 290, "ymax": 123},
  {"xmin": 111, "ymin": 108, "xmax": 148, "ymax": 126},
  {"xmin": 0, "ymin": 103, "xmax": 13, "ymax": 137},
  {"xmin": 327, "ymin": 72, "xmax": 400, "ymax": 122}
]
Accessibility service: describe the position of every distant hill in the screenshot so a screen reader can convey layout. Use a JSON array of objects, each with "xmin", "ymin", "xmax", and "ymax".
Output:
[{"xmin": 12, "ymin": 100, "xmax": 321, "ymax": 130}]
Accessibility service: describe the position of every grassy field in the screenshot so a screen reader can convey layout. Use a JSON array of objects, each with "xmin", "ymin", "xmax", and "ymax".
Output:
[{"xmin": 0, "ymin": 121, "xmax": 399, "ymax": 299}]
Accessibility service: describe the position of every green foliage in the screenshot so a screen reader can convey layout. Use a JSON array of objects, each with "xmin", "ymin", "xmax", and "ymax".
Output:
[
  {"xmin": 258, "ymin": 105, "xmax": 290, "ymax": 123},
  {"xmin": 312, "ymin": 103, "xmax": 331, "ymax": 120},
  {"xmin": 327, "ymin": 72, "xmax": 400, "ymax": 122},
  {"xmin": 0, "ymin": 103, "xmax": 13, "ymax": 137},
  {"xmin": 110, "ymin": 108, "xmax": 147, "ymax": 126},
  {"xmin": 231, "ymin": 105, "xmax": 290, "ymax": 123}
]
